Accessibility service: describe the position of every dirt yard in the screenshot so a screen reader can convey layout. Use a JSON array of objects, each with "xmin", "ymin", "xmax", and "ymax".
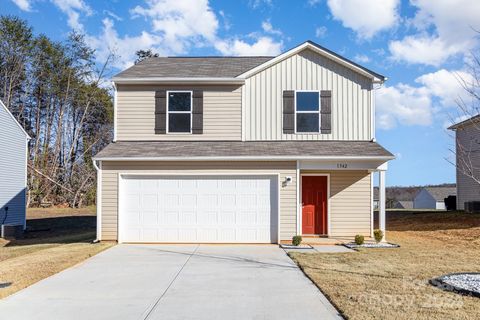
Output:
[
  {"xmin": 290, "ymin": 211, "xmax": 480, "ymax": 320},
  {"xmin": 0, "ymin": 206, "xmax": 113, "ymax": 299}
]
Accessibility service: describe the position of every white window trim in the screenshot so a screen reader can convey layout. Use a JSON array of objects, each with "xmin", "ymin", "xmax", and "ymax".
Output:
[
  {"xmin": 166, "ymin": 90, "xmax": 193, "ymax": 134},
  {"xmin": 294, "ymin": 90, "xmax": 321, "ymax": 134}
]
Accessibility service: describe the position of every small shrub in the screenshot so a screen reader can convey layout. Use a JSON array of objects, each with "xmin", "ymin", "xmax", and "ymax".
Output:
[
  {"xmin": 354, "ymin": 234, "xmax": 364, "ymax": 245},
  {"xmin": 373, "ymin": 229, "xmax": 384, "ymax": 243},
  {"xmin": 292, "ymin": 235, "xmax": 302, "ymax": 246}
]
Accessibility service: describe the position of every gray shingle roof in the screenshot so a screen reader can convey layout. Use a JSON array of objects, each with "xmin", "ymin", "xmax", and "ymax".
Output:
[
  {"xmin": 424, "ymin": 187, "xmax": 456, "ymax": 201},
  {"xmin": 114, "ymin": 57, "xmax": 273, "ymax": 79},
  {"xmin": 94, "ymin": 141, "xmax": 394, "ymax": 160}
]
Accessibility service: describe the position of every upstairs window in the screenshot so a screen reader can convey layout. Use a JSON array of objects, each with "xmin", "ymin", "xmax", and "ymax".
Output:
[
  {"xmin": 295, "ymin": 91, "xmax": 320, "ymax": 133},
  {"xmin": 167, "ymin": 91, "xmax": 192, "ymax": 133}
]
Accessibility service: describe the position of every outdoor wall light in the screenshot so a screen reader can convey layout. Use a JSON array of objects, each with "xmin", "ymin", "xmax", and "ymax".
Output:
[{"xmin": 282, "ymin": 176, "xmax": 293, "ymax": 187}]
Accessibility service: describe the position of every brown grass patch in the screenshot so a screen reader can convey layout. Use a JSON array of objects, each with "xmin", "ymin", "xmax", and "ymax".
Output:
[
  {"xmin": 0, "ymin": 207, "xmax": 114, "ymax": 299},
  {"xmin": 290, "ymin": 211, "xmax": 480, "ymax": 320}
]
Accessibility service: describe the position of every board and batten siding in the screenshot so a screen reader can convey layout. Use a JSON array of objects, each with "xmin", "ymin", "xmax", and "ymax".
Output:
[
  {"xmin": 100, "ymin": 161, "xmax": 296, "ymax": 241},
  {"xmin": 116, "ymin": 84, "xmax": 242, "ymax": 141},
  {"xmin": 243, "ymin": 49, "xmax": 373, "ymax": 141},
  {"xmin": 455, "ymin": 124, "xmax": 480, "ymax": 210},
  {"xmin": 0, "ymin": 103, "xmax": 27, "ymax": 227},
  {"xmin": 302, "ymin": 170, "xmax": 372, "ymax": 237}
]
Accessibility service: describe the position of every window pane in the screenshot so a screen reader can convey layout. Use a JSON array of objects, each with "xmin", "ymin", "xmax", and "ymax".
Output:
[
  {"xmin": 296, "ymin": 113, "xmax": 319, "ymax": 132},
  {"xmin": 168, "ymin": 92, "xmax": 191, "ymax": 111},
  {"xmin": 296, "ymin": 92, "xmax": 319, "ymax": 111},
  {"xmin": 169, "ymin": 113, "xmax": 191, "ymax": 132}
]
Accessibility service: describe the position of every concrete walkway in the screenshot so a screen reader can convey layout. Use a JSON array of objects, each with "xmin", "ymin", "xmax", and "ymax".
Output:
[{"xmin": 0, "ymin": 244, "xmax": 342, "ymax": 320}]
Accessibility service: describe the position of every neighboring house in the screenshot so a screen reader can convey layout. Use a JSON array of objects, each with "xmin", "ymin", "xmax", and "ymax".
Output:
[
  {"xmin": 393, "ymin": 200, "xmax": 413, "ymax": 209},
  {"xmin": 0, "ymin": 100, "xmax": 30, "ymax": 229},
  {"xmin": 93, "ymin": 41, "xmax": 394, "ymax": 244},
  {"xmin": 373, "ymin": 187, "xmax": 413, "ymax": 209},
  {"xmin": 413, "ymin": 187, "xmax": 456, "ymax": 210},
  {"xmin": 448, "ymin": 115, "xmax": 480, "ymax": 210}
]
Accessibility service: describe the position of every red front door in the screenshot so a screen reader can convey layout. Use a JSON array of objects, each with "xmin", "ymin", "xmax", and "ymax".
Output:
[{"xmin": 302, "ymin": 176, "xmax": 328, "ymax": 235}]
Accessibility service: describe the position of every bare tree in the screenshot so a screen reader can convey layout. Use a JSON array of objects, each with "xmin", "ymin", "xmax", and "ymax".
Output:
[{"xmin": 0, "ymin": 16, "xmax": 114, "ymax": 208}]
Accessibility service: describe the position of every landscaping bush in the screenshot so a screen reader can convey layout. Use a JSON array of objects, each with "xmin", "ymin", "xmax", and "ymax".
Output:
[
  {"xmin": 373, "ymin": 229, "xmax": 384, "ymax": 243},
  {"xmin": 292, "ymin": 235, "xmax": 302, "ymax": 246},
  {"xmin": 354, "ymin": 234, "xmax": 364, "ymax": 245}
]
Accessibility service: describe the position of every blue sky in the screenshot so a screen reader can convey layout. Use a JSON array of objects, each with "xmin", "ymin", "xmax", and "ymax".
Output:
[{"xmin": 3, "ymin": 0, "xmax": 480, "ymax": 186}]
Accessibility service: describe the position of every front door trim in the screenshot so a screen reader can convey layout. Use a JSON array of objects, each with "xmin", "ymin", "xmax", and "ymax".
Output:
[{"xmin": 300, "ymin": 173, "xmax": 330, "ymax": 236}]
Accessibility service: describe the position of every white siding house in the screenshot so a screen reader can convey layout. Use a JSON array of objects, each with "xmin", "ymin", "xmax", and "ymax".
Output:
[
  {"xmin": 413, "ymin": 187, "xmax": 456, "ymax": 210},
  {"xmin": 0, "ymin": 100, "xmax": 30, "ymax": 229}
]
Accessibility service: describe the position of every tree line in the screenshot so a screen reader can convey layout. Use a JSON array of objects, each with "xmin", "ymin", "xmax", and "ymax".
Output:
[{"xmin": 0, "ymin": 16, "xmax": 113, "ymax": 208}]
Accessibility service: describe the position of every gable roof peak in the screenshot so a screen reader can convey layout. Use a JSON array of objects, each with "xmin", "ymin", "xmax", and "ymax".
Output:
[{"xmin": 237, "ymin": 40, "xmax": 386, "ymax": 82}]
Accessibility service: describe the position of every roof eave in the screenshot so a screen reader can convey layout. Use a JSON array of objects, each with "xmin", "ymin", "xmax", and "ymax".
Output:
[
  {"xmin": 112, "ymin": 77, "xmax": 245, "ymax": 85},
  {"xmin": 94, "ymin": 155, "xmax": 395, "ymax": 161}
]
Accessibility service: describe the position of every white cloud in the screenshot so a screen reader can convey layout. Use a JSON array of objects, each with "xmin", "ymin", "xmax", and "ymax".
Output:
[
  {"xmin": 218, "ymin": 10, "xmax": 231, "ymax": 31},
  {"xmin": 326, "ymin": 0, "xmax": 400, "ymax": 39},
  {"xmin": 389, "ymin": 0, "xmax": 480, "ymax": 65},
  {"xmin": 131, "ymin": 0, "xmax": 219, "ymax": 54},
  {"xmin": 315, "ymin": 26, "xmax": 327, "ymax": 38},
  {"xmin": 389, "ymin": 35, "xmax": 466, "ymax": 67},
  {"xmin": 376, "ymin": 68, "xmax": 472, "ymax": 129},
  {"xmin": 87, "ymin": 0, "xmax": 283, "ymax": 67},
  {"xmin": 354, "ymin": 54, "xmax": 370, "ymax": 63},
  {"xmin": 376, "ymin": 84, "xmax": 433, "ymax": 129},
  {"xmin": 249, "ymin": 0, "xmax": 272, "ymax": 9},
  {"xmin": 86, "ymin": 18, "xmax": 163, "ymax": 69},
  {"xmin": 103, "ymin": 10, "xmax": 122, "ymax": 22},
  {"xmin": 261, "ymin": 20, "xmax": 282, "ymax": 36},
  {"xmin": 11, "ymin": 0, "xmax": 33, "ymax": 11},
  {"xmin": 215, "ymin": 37, "xmax": 282, "ymax": 56},
  {"xmin": 51, "ymin": 0, "xmax": 92, "ymax": 31},
  {"xmin": 415, "ymin": 69, "xmax": 472, "ymax": 106}
]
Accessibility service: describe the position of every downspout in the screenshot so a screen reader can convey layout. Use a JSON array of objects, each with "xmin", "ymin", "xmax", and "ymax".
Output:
[{"xmin": 92, "ymin": 160, "xmax": 102, "ymax": 243}]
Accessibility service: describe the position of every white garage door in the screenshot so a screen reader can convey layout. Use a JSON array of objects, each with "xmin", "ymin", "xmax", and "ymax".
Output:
[{"xmin": 119, "ymin": 175, "xmax": 278, "ymax": 243}]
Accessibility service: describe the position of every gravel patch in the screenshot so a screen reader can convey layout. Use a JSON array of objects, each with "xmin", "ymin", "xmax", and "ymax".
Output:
[
  {"xmin": 344, "ymin": 242, "xmax": 400, "ymax": 249},
  {"xmin": 430, "ymin": 273, "xmax": 480, "ymax": 298}
]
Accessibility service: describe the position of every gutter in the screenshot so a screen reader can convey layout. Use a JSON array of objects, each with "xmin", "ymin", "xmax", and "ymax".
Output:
[
  {"xmin": 93, "ymin": 155, "xmax": 395, "ymax": 162},
  {"xmin": 112, "ymin": 77, "xmax": 245, "ymax": 85}
]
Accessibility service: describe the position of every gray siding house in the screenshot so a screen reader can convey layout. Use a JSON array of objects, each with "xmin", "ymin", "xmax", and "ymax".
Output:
[
  {"xmin": 449, "ymin": 115, "xmax": 480, "ymax": 210},
  {"xmin": 413, "ymin": 187, "xmax": 456, "ymax": 210},
  {"xmin": 93, "ymin": 41, "xmax": 394, "ymax": 244},
  {"xmin": 0, "ymin": 100, "xmax": 30, "ymax": 229}
]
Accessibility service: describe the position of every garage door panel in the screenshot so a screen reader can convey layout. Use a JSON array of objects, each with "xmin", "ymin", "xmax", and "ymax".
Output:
[{"xmin": 120, "ymin": 175, "xmax": 278, "ymax": 243}]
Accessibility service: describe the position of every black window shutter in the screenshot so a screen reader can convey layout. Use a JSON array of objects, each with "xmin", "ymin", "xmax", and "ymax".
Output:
[
  {"xmin": 321, "ymin": 90, "xmax": 331, "ymax": 134},
  {"xmin": 155, "ymin": 90, "xmax": 166, "ymax": 134},
  {"xmin": 192, "ymin": 90, "xmax": 203, "ymax": 134},
  {"xmin": 283, "ymin": 90, "xmax": 295, "ymax": 134}
]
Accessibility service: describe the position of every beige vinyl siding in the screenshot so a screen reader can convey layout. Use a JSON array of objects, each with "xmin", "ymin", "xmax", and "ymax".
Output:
[
  {"xmin": 302, "ymin": 170, "xmax": 372, "ymax": 237},
  {"xmin": 456, "ymin": 124, "xmax": 480, "ymax": 210},
  {"xmin": 243, "ymin": 49, "xmax": 373, "ymax": 141},
  {"xmin": 116, "ymin": 85, "xmax": 242, "ymax": 141},
  {"xmin": 100, "ymin": 161, "xmax": 296, "ymax": 241}
]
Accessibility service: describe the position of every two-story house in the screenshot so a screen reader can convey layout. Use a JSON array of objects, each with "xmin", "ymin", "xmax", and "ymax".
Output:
[
  {"xmin": 93, "ymin": 41, "xmax": 394, "ymax": 244},
  {"xmin": 449, "ymin": 115, "xmax": 480, "ymax": 210}
]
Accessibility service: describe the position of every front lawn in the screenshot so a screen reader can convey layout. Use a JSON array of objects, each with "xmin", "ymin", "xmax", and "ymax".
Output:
[
  {"xmin": 290, "ymin": 211, "xmax": 480, "ymax": 320},
  {"xmin": 0, "ymin": 206, "xmax": 113, "ymax": 299}
]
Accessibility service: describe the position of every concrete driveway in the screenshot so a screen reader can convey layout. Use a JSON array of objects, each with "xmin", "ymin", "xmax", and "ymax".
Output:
[{"xmin": 0, "ymin": 245, "xmax": 342, "ymax": 320}]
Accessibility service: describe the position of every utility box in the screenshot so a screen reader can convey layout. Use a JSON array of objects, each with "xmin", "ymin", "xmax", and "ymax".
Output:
[{"xmin": 1, "ymin": 224, "xmax": 24, "ymax": 240}]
